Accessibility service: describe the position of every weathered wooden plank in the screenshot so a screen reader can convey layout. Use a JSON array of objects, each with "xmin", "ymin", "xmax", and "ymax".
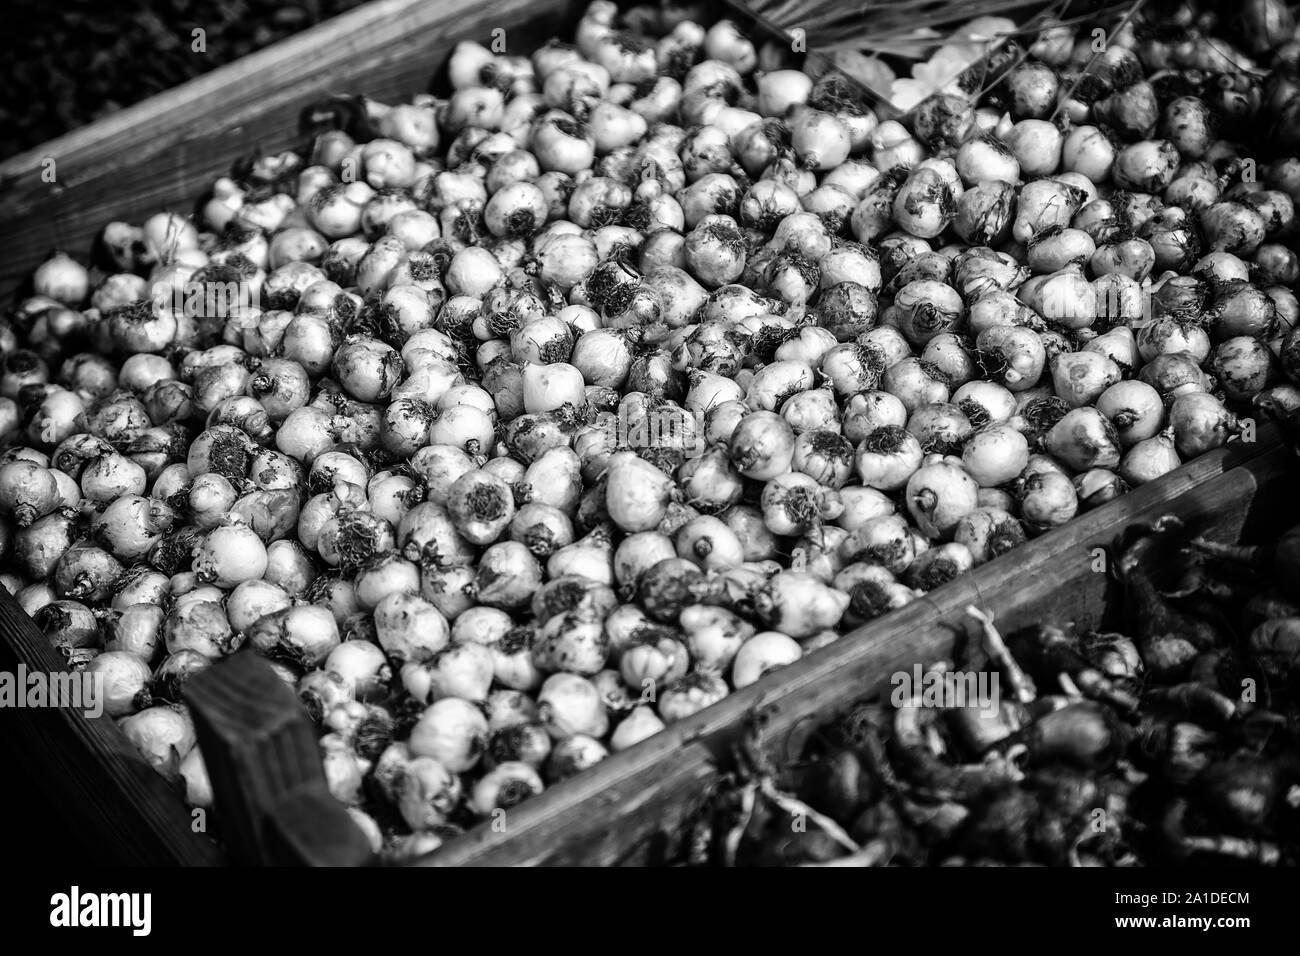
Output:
[
  {"xmin": 265, "ymin": 783, "xmax": 377, "ymax": 867},
  {"xmin": 184, "ymin": 650, "xmax": 373, "ymax": 866}
]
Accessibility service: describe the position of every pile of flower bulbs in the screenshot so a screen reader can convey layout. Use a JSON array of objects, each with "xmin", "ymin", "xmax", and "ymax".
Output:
[{"xmin": 3, "ymin": 0, "xmax": 1300, "ymax": 857}]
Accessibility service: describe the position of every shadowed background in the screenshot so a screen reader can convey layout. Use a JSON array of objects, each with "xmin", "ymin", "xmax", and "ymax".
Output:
[{"xmin": 0, "ymin": 0, "xmax": 370, "ymax": 158}]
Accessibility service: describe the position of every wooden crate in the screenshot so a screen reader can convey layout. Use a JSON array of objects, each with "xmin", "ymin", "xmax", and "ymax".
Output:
[
  {"xmin": 0, "ymin": 0, "xmax": 1292, "ymax": 866},
  {"xmin": 4, "ymin": 431, "xmax": 1282, "ymax": 866}
]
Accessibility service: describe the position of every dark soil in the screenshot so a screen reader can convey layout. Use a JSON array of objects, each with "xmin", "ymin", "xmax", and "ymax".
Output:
[{"xmin": 0, "ymin": 0, "xmax": 369, "ymax": 158}]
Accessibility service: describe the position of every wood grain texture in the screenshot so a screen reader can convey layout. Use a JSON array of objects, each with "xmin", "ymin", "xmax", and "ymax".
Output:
[
  {"xmin": 184, "ymin": 650, "xmax": 373, "ymax": 865},
  {"xmin": 419, "ymin": 432, "xmax": 1288, "ymax": 866},
  {"xmin": 0, "ymin": 588, "xmax": 223, "ymax": 865},
  {"xmin": 0, "ymin": 0, "xmax": 578, "ymax": 300},
  {"xmin": 265, "ymin": 783, "xmax": 377, "ymax": 867}
]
